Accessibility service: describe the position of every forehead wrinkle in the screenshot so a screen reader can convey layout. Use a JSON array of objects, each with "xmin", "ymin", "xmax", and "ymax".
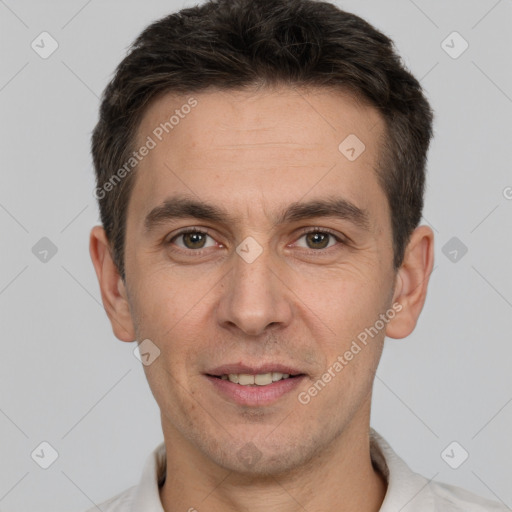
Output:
[{"xmin": 213, "ymin": 142, "xmax": 316, "ymax": 148}]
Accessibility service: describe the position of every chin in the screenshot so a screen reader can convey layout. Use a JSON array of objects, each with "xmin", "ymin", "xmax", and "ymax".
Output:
[{"xmin": 204, "ymin": 433, "xmax": 319, "ymax": 478}]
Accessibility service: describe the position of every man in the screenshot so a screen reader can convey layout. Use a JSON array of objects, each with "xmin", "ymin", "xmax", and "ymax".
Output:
[{"xmin": 88, "ymin": 0, "xmax": 507, "ymax": 510}]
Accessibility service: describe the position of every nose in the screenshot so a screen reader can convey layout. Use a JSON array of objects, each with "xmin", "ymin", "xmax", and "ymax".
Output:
[{"xmin": 216, "ymin": 242, "xmax": 293, "ymax": 337}]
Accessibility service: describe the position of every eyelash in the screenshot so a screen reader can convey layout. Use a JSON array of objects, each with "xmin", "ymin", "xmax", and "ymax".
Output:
[{"xmin": 166, "ymin": 226, "xmax": 346, "ymax": 256}]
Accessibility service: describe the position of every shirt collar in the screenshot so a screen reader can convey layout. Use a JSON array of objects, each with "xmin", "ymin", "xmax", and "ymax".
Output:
[
  {"xmin": 130, "ymin": 438, "xmax": 167, "ymax": 512},
  {"xmin": 369, "ymin": 429, "xmax": 435, "ymax": 512}
]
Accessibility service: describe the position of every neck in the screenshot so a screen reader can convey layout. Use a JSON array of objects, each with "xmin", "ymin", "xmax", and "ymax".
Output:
[{"xmin": 159, "ymin": 419, "xmax": 387, "ymax": 512}]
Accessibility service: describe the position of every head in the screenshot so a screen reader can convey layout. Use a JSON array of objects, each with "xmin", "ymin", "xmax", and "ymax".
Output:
[{"xmin": 90, "ymin": 0, "xmax": 434, "ymax": 476}]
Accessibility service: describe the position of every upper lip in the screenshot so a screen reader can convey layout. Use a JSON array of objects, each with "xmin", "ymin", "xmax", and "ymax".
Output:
[{"xmin": 206, "ymin": 363, "xmax": 304, "ymax": 376}]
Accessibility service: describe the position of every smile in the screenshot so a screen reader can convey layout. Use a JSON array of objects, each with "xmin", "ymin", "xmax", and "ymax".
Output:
[
  {"xmin": 214, "ymin": 372, "xmax": 296, "ymax": 386},
  {"xmin": 205, "ymin": 373, "xmax": 306, "ymax": 406}
]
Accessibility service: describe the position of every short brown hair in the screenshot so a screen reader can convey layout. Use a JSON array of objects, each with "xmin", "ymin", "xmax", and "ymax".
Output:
[{"xmin": 92, "ymin": 0, "xmax": 434, "ymax": 280}]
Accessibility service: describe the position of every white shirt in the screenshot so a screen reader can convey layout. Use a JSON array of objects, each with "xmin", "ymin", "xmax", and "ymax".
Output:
[{"xmin": 86, "ymin": 428, "xmax": 508, "ymax": 511}]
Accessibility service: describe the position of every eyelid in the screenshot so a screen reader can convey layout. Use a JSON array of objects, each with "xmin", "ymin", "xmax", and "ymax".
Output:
[
  {"xmin": 295, "ymin": 226, "xmax": 348, "ymax": 243},
  {"xmin": 167, "ymin": 226, "xmax": 212, "ymax": 239},
  {"xmin": 297, "ymin": 226, "xmax": 341, "ymax": 236}
]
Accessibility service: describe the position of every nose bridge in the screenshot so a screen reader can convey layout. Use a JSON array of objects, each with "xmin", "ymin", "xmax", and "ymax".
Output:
[{"xmin": 217, "ymin": 238, "xmax": 291, "ymax": 336}]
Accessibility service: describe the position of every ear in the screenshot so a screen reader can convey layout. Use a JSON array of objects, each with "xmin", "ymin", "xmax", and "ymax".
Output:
[
  {"xmin": 89, "ymin": 225, "xmax": 136, "ymax": 342},
  {"xmin": 386, "ymin": 225, "xmax": 434, "ymax": 339}
]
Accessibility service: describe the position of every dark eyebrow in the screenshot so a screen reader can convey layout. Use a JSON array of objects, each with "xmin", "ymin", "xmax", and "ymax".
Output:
[
  {"xmin": 144, "ymin": 195, "xmax": 370, "ymax": 233},
  {"xmin": 144, "ymin": 196, "xmax": 238, "ymax": 232},
  {"xmin": 276, "ymin": 197, "xmax": 370, "ymax": 230}
]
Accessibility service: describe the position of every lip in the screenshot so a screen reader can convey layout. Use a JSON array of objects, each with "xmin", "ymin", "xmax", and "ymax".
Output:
[
  {"xmin": 206, "ymin": 363, "xmax": 304, "ymax": 377},
  {"xmin": 205, "ymin": 374, "xmax": 306, "ymax": 406}
]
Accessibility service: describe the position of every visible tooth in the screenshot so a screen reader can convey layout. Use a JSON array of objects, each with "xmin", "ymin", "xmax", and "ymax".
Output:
[
  {"xmin": 225, "ymin": 372, "xmax": 293, "ymax": 386},
  {"xmin": 255, "ymin": 373, "xmax": 273, "ymax": 386},
  {"xmin": 238, "ymin": 374, "xmax": 255, "ymax": 385}
]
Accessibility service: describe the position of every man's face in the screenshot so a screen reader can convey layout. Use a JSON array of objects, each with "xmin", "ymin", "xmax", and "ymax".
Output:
[{"xmin": 122, "ymin": 87, "xmax": 397, "ymax": 474}]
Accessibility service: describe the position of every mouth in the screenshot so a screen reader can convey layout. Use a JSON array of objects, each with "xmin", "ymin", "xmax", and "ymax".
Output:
[
  {"xmin": 206, "ymin": 372, "xmax": 304, "ymax": 386},
  {"xmin": 204, "ymin": 364, "xmax": 307, "ymax": 406}
]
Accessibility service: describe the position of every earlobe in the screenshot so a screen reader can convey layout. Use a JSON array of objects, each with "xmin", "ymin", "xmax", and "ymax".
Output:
[
  {"xmin": 386, "ymin": 225, "xmax": 434, "ymax": 340},
  {"xmin": 89, "ymin": 225, "xmax": 136, "ymax": 342}
]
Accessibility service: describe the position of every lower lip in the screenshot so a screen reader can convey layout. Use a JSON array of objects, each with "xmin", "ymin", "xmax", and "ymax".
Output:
[{"xmin": 205, "ymin": 375, "xmax": 306, "ymax": 406}]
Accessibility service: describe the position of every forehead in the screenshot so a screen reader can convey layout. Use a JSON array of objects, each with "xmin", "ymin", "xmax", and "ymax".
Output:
[
  {"xmin": 130, "ymin": 86, "xmax": 387, "ymax": 224},
  {"xmin": 136, "ymin": 86, "xmax": 383, "ymax": 153}
]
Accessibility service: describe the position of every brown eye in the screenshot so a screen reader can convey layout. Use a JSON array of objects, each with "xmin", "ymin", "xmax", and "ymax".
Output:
[
  {"xmin": 169, "ymin": 230, "xmax": 216, "ymax": 250},
  {"xmin": 182, "ymin": 232, "xmax": 207, "ymax": 249},
  {"xmin": 304, "ymin": 232, "xmax": 331, "ymax": 249},
  {"xmin": 295, "ymin": 230, "xmax": 340, "ymax": 250}
]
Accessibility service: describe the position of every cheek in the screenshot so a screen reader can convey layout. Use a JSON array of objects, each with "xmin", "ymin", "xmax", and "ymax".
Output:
[
  {"xmin": 296, "ymin": 263, "xmax": 389, "ymax": 328},
  {"xmin": 128, "ymin": 270, "xmax": 220, "ymax": 393},
  {"xmin": 128, "ymin": 264, "xmax": 211, "ymax": 335}
]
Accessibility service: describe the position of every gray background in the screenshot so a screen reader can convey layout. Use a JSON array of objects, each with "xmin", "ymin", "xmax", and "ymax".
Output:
[{"xmin": 0, "ymin": 0, "xmax": 511, "ymax": 511}]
